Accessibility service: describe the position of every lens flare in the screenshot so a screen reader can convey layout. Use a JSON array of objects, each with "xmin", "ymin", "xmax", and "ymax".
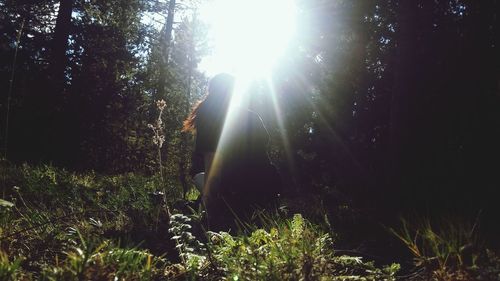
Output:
[{"xmin": 199, "ymin": 0, "xmax": 297, "ymax": 78}]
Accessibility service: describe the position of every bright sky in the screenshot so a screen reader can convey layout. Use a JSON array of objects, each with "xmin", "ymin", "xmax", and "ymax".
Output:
[{"xmin": 198, "ymin": 0, "xmax": 297, "ymax": 79}]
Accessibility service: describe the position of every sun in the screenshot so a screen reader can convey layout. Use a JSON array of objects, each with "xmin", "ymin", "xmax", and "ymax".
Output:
[{"xmin": 198, "ymin": 0, "xmax": 297, "ymax": 79}]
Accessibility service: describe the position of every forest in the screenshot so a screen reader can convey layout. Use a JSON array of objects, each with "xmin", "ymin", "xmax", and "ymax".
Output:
[{"xmin": 1, "ymin": 0, "xmax": 500, "ymax": 280}]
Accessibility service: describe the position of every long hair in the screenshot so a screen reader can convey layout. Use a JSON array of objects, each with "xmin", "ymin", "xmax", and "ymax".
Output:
[{"xmin": 182, "ymin": 73, "xmax": 235, "ymax": 132}]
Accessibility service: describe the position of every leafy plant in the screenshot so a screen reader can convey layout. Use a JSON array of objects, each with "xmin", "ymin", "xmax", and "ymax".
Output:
[
  {"xmin": 169, "ymin": 213, "xmax": 207, "ymax": 275},
  {"xmin": 201, "ymin": 214, "xmax": 399, "ymax": 280}
]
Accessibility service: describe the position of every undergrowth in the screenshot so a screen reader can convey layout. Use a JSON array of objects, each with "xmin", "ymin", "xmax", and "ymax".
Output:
[
  {"xmin": 11, "ymin": 163, "xmax": 500, "ymax": 280},
  {"xmin": 389, "ymin": 215, "xmax": 500, "ymax": 280},
  {"xmin": 39, "ymin": 228, "xmax": 164, "ymax": 281},
  {"xmin": 166, "ymin": 213, "xmax": 400, "ymax": 280}
]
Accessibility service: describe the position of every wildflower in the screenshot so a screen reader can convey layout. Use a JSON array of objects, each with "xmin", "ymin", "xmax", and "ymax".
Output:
[
  {"xmin": 156, "ymin": 99, "xmax": 167, "ymax": 111},
  {"xmin": 152, "ymin": 135, "xmax": 165, "ymax": 148},
  {"xmin": 148, "ymin": 99, "xmax": 167, "ymax": 148}
]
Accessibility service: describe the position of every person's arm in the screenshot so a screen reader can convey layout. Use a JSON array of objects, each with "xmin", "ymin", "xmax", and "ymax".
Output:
[
  {"xmin": 195, "ymin": 110, "xmax": 222, "ymax": 202},
  {"xmin": 203, "ymin": 152, "xmax": 215, "ymax": 195}
]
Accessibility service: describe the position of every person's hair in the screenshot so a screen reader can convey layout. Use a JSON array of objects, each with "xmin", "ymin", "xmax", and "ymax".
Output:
[{"xmin": 182, "ymin": 73, "xmax": 235, "ymax": 133}]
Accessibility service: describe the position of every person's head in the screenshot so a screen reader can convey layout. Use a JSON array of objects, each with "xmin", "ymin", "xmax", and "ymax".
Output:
[
  {"xmin": 205, "ymin": 73, "xmax": 235, "ymax": 107},
  {"xmin": 182, "ymin": 73, "xmax": 235, "ymax": 132}
]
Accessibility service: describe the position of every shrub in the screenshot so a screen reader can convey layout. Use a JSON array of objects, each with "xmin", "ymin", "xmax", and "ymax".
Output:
[{"xmin": 167, "ymin": 213, "xmax": 400, "ymax": 280}]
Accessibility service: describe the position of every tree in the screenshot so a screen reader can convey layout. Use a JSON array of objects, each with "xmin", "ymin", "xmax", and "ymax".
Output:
[{"xmin": 50, "ymin": 0, "xmax": 73, "ymax": 92}]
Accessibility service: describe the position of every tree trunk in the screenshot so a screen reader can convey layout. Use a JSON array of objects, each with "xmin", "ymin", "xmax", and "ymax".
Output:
[
  {"xmin": 179, "ymin": 14, "xmax": 197, "ymax": 199},
  {"xmin": 51, "ymin": 0, "xmax": 73, "ymax": 91},
  {"xmin": 165, "ymin": 0, "xmax": 176, "ymax": 47},
  {"xmin": 41, "ymin": 0, "xmax": 73, "ymax": 163},
  {"xmin": 157, "ymin": 0, "xmax": 176, "ymax": 98},
  {"xmin": 389, "ymin": 1, "xmax": 420, "ymax": 209}
]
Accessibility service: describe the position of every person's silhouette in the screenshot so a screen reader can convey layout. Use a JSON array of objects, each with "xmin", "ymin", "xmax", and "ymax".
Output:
[{"xmin": 183, "ymin": 73, "xmax": 281, "ymax": 230}]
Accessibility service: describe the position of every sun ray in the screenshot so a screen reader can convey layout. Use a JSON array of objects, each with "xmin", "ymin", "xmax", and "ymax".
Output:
[
  {"xmin": 265, "ymin": 77, "xmax": 296, "ymax": 175},
  {"xmin": 203, "ymin": 78, "xmax": 249, "ymax": 197}
]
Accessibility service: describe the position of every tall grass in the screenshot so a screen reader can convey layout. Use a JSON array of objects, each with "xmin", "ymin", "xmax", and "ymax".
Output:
[
  {"xmin": 389, "ymin": 216, "xmax": 480, "ymax": 268},
  {"xmin": 387, "ymin": 215, "xmax": 500, "ymax": 280},
  {"xmin": 0, "ymin": 250, "xmax": 22, "ymax": 281}
]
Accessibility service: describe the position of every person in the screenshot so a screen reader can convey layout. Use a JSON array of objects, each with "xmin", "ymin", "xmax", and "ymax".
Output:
[{"xmin": 182, "ymin": 73, "xmax": 281, "ymax": 230}]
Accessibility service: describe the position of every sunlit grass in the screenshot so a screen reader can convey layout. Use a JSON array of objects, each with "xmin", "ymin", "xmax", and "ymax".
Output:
[{"xmin": 5, "ymin": 163, "xmax": 500, "ymax": 280}]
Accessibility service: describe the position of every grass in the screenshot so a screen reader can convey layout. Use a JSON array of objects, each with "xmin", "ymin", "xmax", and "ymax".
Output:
[
  {"xmin": 0, "ymin": 250, "xmax": 22, "ymax": 281},
  {"xmin": 39, "ymin": 231, "xmax": 164, "ymax": 281},
  {"xmin": 389, "ymin": 215, "xmax": 500, "ymax": 280},
  {"xmin": 2, "ymin": 162, "xmax": 499, "ymax": 280},
  {"xmin": 1, "ymin": 163, "xmax": 173, "ymax": 279}
]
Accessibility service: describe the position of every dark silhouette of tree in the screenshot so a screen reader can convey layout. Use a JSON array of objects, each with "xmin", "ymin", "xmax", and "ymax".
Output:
[{"xmin": 50, "ymin": 0, "xmax": 73, "ymax": 90}]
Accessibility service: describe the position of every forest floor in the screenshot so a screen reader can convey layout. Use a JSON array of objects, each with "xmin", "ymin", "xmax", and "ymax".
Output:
[{"xmin": 1, "ymin": 162, "xmax": 500, "ymax": 280}]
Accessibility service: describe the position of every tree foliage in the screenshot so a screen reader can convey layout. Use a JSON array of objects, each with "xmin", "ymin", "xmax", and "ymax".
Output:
[{"xmin": 1, "ymin": 0, "xmax": 500, "ymax": 216}]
